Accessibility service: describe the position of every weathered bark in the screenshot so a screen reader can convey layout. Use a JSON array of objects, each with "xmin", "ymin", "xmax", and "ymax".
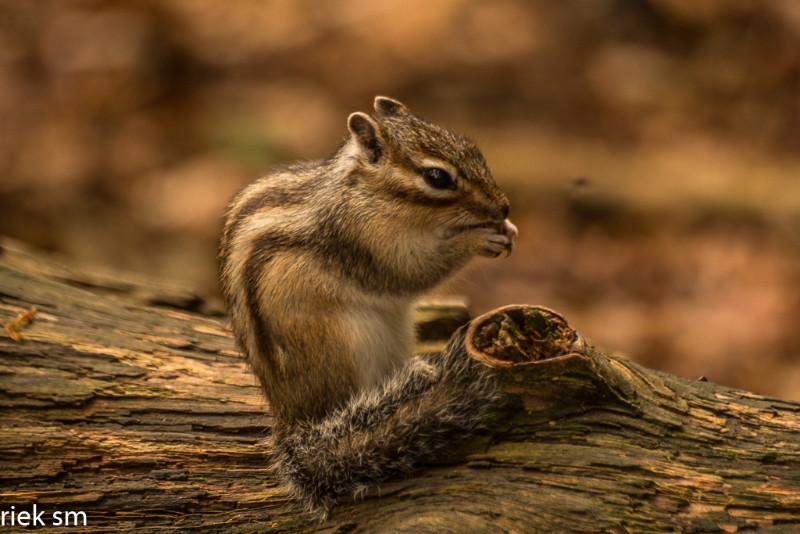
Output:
[{"xmin": 0, "ymin": 236, "xmax": 799, "ymax": 533}]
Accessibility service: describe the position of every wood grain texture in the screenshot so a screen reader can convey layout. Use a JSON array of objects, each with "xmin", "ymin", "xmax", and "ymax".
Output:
[{"xmin": 1, "ymin": 236, "xmax": 798, "ymax": 533}]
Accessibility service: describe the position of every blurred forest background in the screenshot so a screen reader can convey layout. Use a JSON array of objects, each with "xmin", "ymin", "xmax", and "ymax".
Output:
[{"xmin": 1, "ymin": 0, "xmax": 800, "ymax": 399}]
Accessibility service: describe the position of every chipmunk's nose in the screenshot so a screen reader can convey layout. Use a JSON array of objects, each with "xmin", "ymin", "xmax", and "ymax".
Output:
[
  {"xmin": 492, "ymin": 202, "xmax": 509, "ymax": 222},
  {"xmin": 487, "ymin": 200, "xmax": 510, "ymax": 224}
]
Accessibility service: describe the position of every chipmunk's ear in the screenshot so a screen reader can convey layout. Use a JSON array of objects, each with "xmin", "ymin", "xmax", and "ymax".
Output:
[
  {"xmin": 347, "ymin": 112, "xmax": 383, "ymax": 164},
  {"xmin": 374, "ymin": 96, "xmax": 409, "ymax": 117}
]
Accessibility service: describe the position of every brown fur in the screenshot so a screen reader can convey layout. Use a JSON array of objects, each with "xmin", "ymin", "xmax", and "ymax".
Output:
[{"xmin": 218, "ymin": 96, "xmax": 516, "ymax": 516}]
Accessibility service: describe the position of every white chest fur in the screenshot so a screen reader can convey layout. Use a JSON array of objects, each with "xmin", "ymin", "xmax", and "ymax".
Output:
[{"xmin": 340, "ymin": 297, "xmax": 415, "ymax": 391}]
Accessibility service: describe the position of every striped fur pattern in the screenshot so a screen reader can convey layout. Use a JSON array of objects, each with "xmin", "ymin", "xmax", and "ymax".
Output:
[{"xmin": 218, "ymin": 96, "xmax": 515, "ymax": 515}]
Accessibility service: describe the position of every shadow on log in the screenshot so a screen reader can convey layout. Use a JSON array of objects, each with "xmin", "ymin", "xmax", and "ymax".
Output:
[{"xmin": 0, "ymin": 236, "xmax": 799, "ymax": 533}]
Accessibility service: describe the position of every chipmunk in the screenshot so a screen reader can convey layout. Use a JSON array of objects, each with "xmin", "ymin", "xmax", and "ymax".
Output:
[{"xmin": 219, "ymin": 96, "xmax": 517, "ymax": 519}]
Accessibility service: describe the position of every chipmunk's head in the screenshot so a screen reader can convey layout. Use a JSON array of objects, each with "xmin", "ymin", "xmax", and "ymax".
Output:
[{"xmin": 344, "ymin": 96, "xmax": 516, "ymax": 258}]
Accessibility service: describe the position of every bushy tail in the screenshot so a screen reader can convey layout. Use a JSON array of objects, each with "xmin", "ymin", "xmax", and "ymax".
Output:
[{"xmin": 271, "ymin": 327, "xmax": 499, "ymax": 520}]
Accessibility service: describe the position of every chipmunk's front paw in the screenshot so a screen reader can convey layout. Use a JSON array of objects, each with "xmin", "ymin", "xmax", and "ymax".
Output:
[{"xmin": 479, "ymin": 219, "xmax": 518, "ymax": 258}]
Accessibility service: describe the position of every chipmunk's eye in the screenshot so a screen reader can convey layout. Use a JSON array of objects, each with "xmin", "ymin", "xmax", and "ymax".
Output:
[{"xmin": 421, "ymin": 168, "xmax": 455, "ymax": 190}]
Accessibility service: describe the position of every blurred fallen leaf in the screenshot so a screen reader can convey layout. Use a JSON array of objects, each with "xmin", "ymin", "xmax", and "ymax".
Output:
[{"xmin": 5, "ymin": 307, "xmax": 37, "ymax": 341}]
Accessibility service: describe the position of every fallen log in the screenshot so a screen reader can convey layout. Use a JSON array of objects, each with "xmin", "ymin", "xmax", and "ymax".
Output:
[{"xmin": 0, "ymin": 237, "xmax": 798, "ymax": 533}]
